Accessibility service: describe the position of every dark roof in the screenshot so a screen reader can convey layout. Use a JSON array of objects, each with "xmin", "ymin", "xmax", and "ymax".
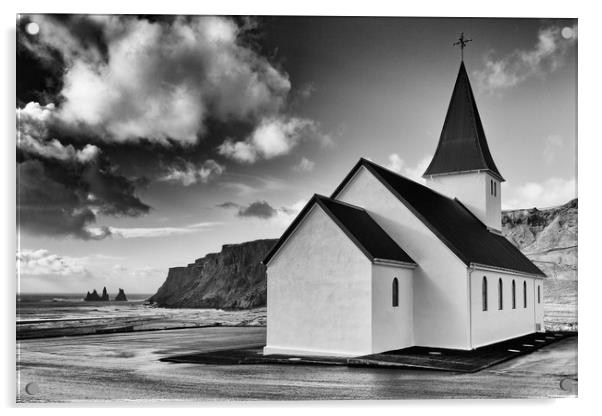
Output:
[
  {"xmin": 332, "ymin": 159, "xmax": 545, "ymax": 277},
  {"xmin": 262, "ymin": 194, "xmax": 416, "ymax": 266},
  {"xmin": 423, "ymin": 62, "xmax": 504, "ymax": 182}
]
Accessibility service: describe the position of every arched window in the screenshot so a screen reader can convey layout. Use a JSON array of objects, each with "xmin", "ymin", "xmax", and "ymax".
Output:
[
  {"xmin": 512, "ymin": 280, "xmax": 516, "ymax": 309},
  {"xmin": 392, "ymin": 278, "xmax": 399, "ymax": 307},
  {"xmin": 523, "ymin": 281, "xmax": 527, "ymax": 308},
  {"xmin": 490, "ymin": 180, "xmax": 494, "ymax": 195},
  {"xmin": 537, "ymin": 285, "xmax": 541, "ymax": 304},
  {"xmin": 494, "ymin": 182, "xmax": 497, "ymax": 197},
  {"xmin": 482, "ymin": 276, "xmax": 488, "ymax": 311},
  {"xmin": 498, "ymin": 278, "xmax": 503, "ymax": 310}
]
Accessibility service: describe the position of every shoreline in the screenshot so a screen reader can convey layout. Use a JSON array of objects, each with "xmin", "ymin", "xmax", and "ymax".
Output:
[{"xmin": 17, "ymin": 322, "xmax": 266, "ymax": 341}]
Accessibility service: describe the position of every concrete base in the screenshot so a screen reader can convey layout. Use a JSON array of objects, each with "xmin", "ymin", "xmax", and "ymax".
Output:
[{"xmin": 263, "ymin": 345, "xmax": 364, "ymax": 357}]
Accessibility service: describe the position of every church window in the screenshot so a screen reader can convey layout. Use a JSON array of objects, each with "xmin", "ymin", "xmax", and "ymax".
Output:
[
  {"xmin": 490, "ymin": 180, "xmax": 493, "ymax": 195},
  {"xmin": 482, "ymin": 276, "xmax": 488, "ymax": 311},
  {"xmin": 498, "ymin": 278, "xmax": 503, "ymax": 310},
  {"xmin": 512, "ymin": 280, "xmax": 516, "ymax": 309},
  {"xmin": 523, "ymin": 281, "xmax": 527, "ymax": 308},
  {"xmin": 494, "ymin": 182, "xmax": 497, "ymax": 197},
  {"xmin": 538, "ymin": 285, "xmax": 541, "ymax": 304},
  {"xmin": 392, "ymin": 278, "xmax": 399, "ymax": 307}
]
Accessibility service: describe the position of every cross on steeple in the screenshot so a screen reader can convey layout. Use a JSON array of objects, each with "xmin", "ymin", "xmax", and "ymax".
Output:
[{"xmin": 453, "ymin": 32, "xmax": 472, "ymax": 61}]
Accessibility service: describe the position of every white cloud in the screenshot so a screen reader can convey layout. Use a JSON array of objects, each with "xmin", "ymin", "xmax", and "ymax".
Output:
[
  {"xmin": 218, "ymin": 117, "xmax": 318, "ymax": 163},
  {"xmin": 503, "ymin": 177, "xmax": 576, "ymax": 210},
  {"xmin": 474, "ymin": 24, "xmax": 577, "ymax": 91},
  {"xmin": 293, "ymin": 157, "xmax": 315, "ymax": 172},
  {"xmin": 17, "ymin": 102, "xmax": 102, "ymax": 163},
  {"xmin": 158, "ymin": 160, "xmax": 225, "ymax": 186},
  {"xmin": 17, "ymin": 249, "xmax": 87, "ymax": 276},
  {"xmin": 25, "ymin": 15, "xmax": 291, "ymax": 144},
  {"xmin": 385, "ymin": 154, "xmax": 431, "ymax": 183},
  {"xmin": 106, "ymin": 221, "xmax": 220, "ymax": 239},
  {"xmin": 543, "ymin": 134, "xmax": 564, "ymax": 163}
]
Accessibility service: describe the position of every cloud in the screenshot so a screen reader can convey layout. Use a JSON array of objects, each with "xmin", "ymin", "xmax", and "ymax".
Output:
[
  {"xmin": 297, "ymin": 82, "xmax": 316, "ymax": 99},
  {"xmin": 238, "ymin": 201, "xmax": 278, "ymax": 218},
  {"xmin": 293, "ymin": 157, "xmax": 315, "ymax": 172},
  {"xmin": 107, "ymin": 222, "xmax": 219, "ymax": 238},
  {"xmin": 17, "ymin": 101, "xmax": 152, "ymax": 240},
  {"xmin": 474, "ymin": 24, "xmax": 577, "ymax": 91},
  {"xmin": 158, "ymin": 159, "xmax": 225, "ymax": 186},
  {"xmin": 17, "ymin": 249, "xmax": 87, "ymax": 276},
  {"xmin": 503, "ymin": 177, "xmax": 576, "ymax": 210},
  {"xmin": 216, "ymin": 202, "xmax": 241, "ymax": 209},
  {"xmin": 385, "ymin": 154, "xmax": 431, "ymax": 183},
  {"xmin": 218, "ymin": 199, "xmax": 305, "ymax": 224},
  {"xmin": 543, "ymin": 134, "xmax": 564, "ymax": 163},
  {"xmin": 217, "ymin": 117, "xmax": 322, "ymax": 163},
  {"xmin": 23, "ymin": 15, "xmax": 291, "ymax": 144}
]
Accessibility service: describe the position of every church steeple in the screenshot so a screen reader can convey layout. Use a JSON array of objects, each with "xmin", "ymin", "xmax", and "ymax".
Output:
[
  {"xmin": 423, "ymin": 62, "xmax": 504, "ymax": 182},
  {"xmin": 423, "ymin": 60, "xmax": 504, "ymax": 232}
]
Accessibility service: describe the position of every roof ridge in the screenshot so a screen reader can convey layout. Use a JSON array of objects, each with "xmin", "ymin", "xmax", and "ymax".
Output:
[{"xmin": 358, "ymin": 158, "xmax": 457, "ymax": 202}]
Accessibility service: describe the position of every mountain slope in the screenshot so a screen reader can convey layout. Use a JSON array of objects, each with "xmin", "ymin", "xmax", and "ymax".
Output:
[{"xmin": 502, "ymin": 199, "xmax": 577, "ymax": 280}]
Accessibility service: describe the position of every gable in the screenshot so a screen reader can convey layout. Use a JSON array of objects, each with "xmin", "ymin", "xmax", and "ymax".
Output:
[
  {"xmin": 332, "ymin": 159, "xmax": 545, "ymax": 278},
  {"xmin": 263, "ymin": 195, "xmax": 415, "ymax": 267}
]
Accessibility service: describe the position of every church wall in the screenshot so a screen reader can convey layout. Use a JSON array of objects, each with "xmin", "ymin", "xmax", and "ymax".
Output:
[
  {"xmin": 426, "ymin": 171, "xmax": 501, "ymax": 231},
  {"xmin": 264, "ymin": 204, "xmax": 373, "ymax": 357},
  {"xmin": 371, "ymin": 264, "xmax": 414, "ymax": 353},
  {"xmin": 335, "ymin": 166, "xmax": 472, "ymax": 350},
  {"xmin": 470, "ymin": 267, "xmax": 545, "ymax": 348}
]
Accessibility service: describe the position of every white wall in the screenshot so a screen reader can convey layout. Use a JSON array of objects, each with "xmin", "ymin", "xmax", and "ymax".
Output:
[
  {"xmin": 470, "ymin": 267, "xmax": 544, "ymax": 347},
  {"xmin": 426, "ymin": 171, "xmax": 501, "ymax": 231},
  {"xmin": 264, "ymin": 205, "xmax": 373, "ymax": 357},
  {"xmin": 371, "ymin": 264, "xmax": 414, "ymax": 353},
  {"xmin": 335, "ymin": 166, "xmax": 472, "ymax": 349}
]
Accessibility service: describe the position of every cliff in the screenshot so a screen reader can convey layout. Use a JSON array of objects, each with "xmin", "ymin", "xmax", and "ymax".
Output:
[
  {"xmin": 149, "ymin": 239, "xmax": 277, "ymax": 309},
  {"xmin": 502, "ymin": 199, "xmax": 577, "ymax": 280},
  {"xmin": 150, "ymin": 199, "xmax": 577, "ymax": 309}
]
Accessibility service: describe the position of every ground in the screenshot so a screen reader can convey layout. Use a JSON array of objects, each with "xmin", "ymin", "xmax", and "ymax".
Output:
[{"xmin": 16, "ymin": 327, "xmax": 577, "ymax": 402}]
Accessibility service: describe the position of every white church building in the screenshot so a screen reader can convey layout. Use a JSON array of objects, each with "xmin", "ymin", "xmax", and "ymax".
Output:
[{"xmin": 261, "ymin": 62, "xmax": 546, "ymax": 358}]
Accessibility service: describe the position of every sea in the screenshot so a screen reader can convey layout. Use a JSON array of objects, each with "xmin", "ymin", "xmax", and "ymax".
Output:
[{"xmin": 17, "ymin": 293, "xmax": 267, "ymax": 339}]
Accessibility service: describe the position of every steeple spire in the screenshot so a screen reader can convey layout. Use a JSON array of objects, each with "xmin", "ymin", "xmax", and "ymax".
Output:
[{"xmin": 423, "ymin": 61, "xmax": 504, "ymax": 182}]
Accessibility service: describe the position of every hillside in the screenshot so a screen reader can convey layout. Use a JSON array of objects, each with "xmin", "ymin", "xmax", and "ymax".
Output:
[
  {"xmin": 150, "ymin": 199, "xmax": 577, "ymax": 311},
  {"xmin": 502, "ymin": 199, "xmax": 577, "ymax": 280}
]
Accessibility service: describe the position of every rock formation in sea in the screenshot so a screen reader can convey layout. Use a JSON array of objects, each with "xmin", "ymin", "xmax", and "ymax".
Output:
[
  {"xmin": 114, "ymin": 288, "xmax": 128, "ymax": 301},
  {"xmin": 84, "ymin": 287, "xmax": 111, "ymax": 301},
  {"xmin": 149, "ymin": 199, "xmax": 577, "ymax": 309},
  {"xmin": 149, "ymin": 239, "xmax": 277, "ymax": 309},
  {"xmin": 84, "ymin": 289, "xmax": 102, "ymax": 301}
]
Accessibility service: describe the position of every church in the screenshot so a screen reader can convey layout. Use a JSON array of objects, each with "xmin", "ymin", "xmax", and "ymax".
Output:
[{"xmin": 261, "ymin": 60, "xmax": 546, "ymax": 357}]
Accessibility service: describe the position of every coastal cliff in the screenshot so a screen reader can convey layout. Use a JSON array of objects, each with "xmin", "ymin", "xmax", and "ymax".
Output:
[
  {"xmin": 502, "ymin": 199, "xmax": 577, "ymax": 280},
  {"xmin": 150, "ymin": 199, "xmax": 577, "ymax": 309},
  {"xmin": 149, "ymin": 239, "xmax": 277, "ymax": 309}
]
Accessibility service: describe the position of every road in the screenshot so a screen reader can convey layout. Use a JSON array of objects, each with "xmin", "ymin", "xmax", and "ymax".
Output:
[{"xmin": 17, "ymin": 326, "xmax": 577, "ymax": 402}]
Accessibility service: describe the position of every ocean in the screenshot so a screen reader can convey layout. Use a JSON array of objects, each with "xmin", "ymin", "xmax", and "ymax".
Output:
[{"xmin": 17, "ymin": 293, "xmax": 267, "ymax": 339}]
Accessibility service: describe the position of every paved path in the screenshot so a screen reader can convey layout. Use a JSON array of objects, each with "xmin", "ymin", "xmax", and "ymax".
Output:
[{"xmin": 17, "ymin": 326, "xmax": 577, "ymax": 402}]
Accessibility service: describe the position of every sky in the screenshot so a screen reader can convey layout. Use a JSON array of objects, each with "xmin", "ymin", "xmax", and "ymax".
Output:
[{"xmin": 16, "ymin": 15, "xmax": 577, "ymax": 294}]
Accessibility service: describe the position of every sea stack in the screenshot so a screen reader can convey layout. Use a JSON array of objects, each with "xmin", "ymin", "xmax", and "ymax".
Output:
[
  {"xmin": 84, "ymin": 290, "xmax": 102, "ymax": 301},
  {"xmin": 101, "ymin": 287, "xmax": 109, "ymax": 301},
  {"xmin": 114, "ymin": 289, "xmax": 128, "ymax": 301}
]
